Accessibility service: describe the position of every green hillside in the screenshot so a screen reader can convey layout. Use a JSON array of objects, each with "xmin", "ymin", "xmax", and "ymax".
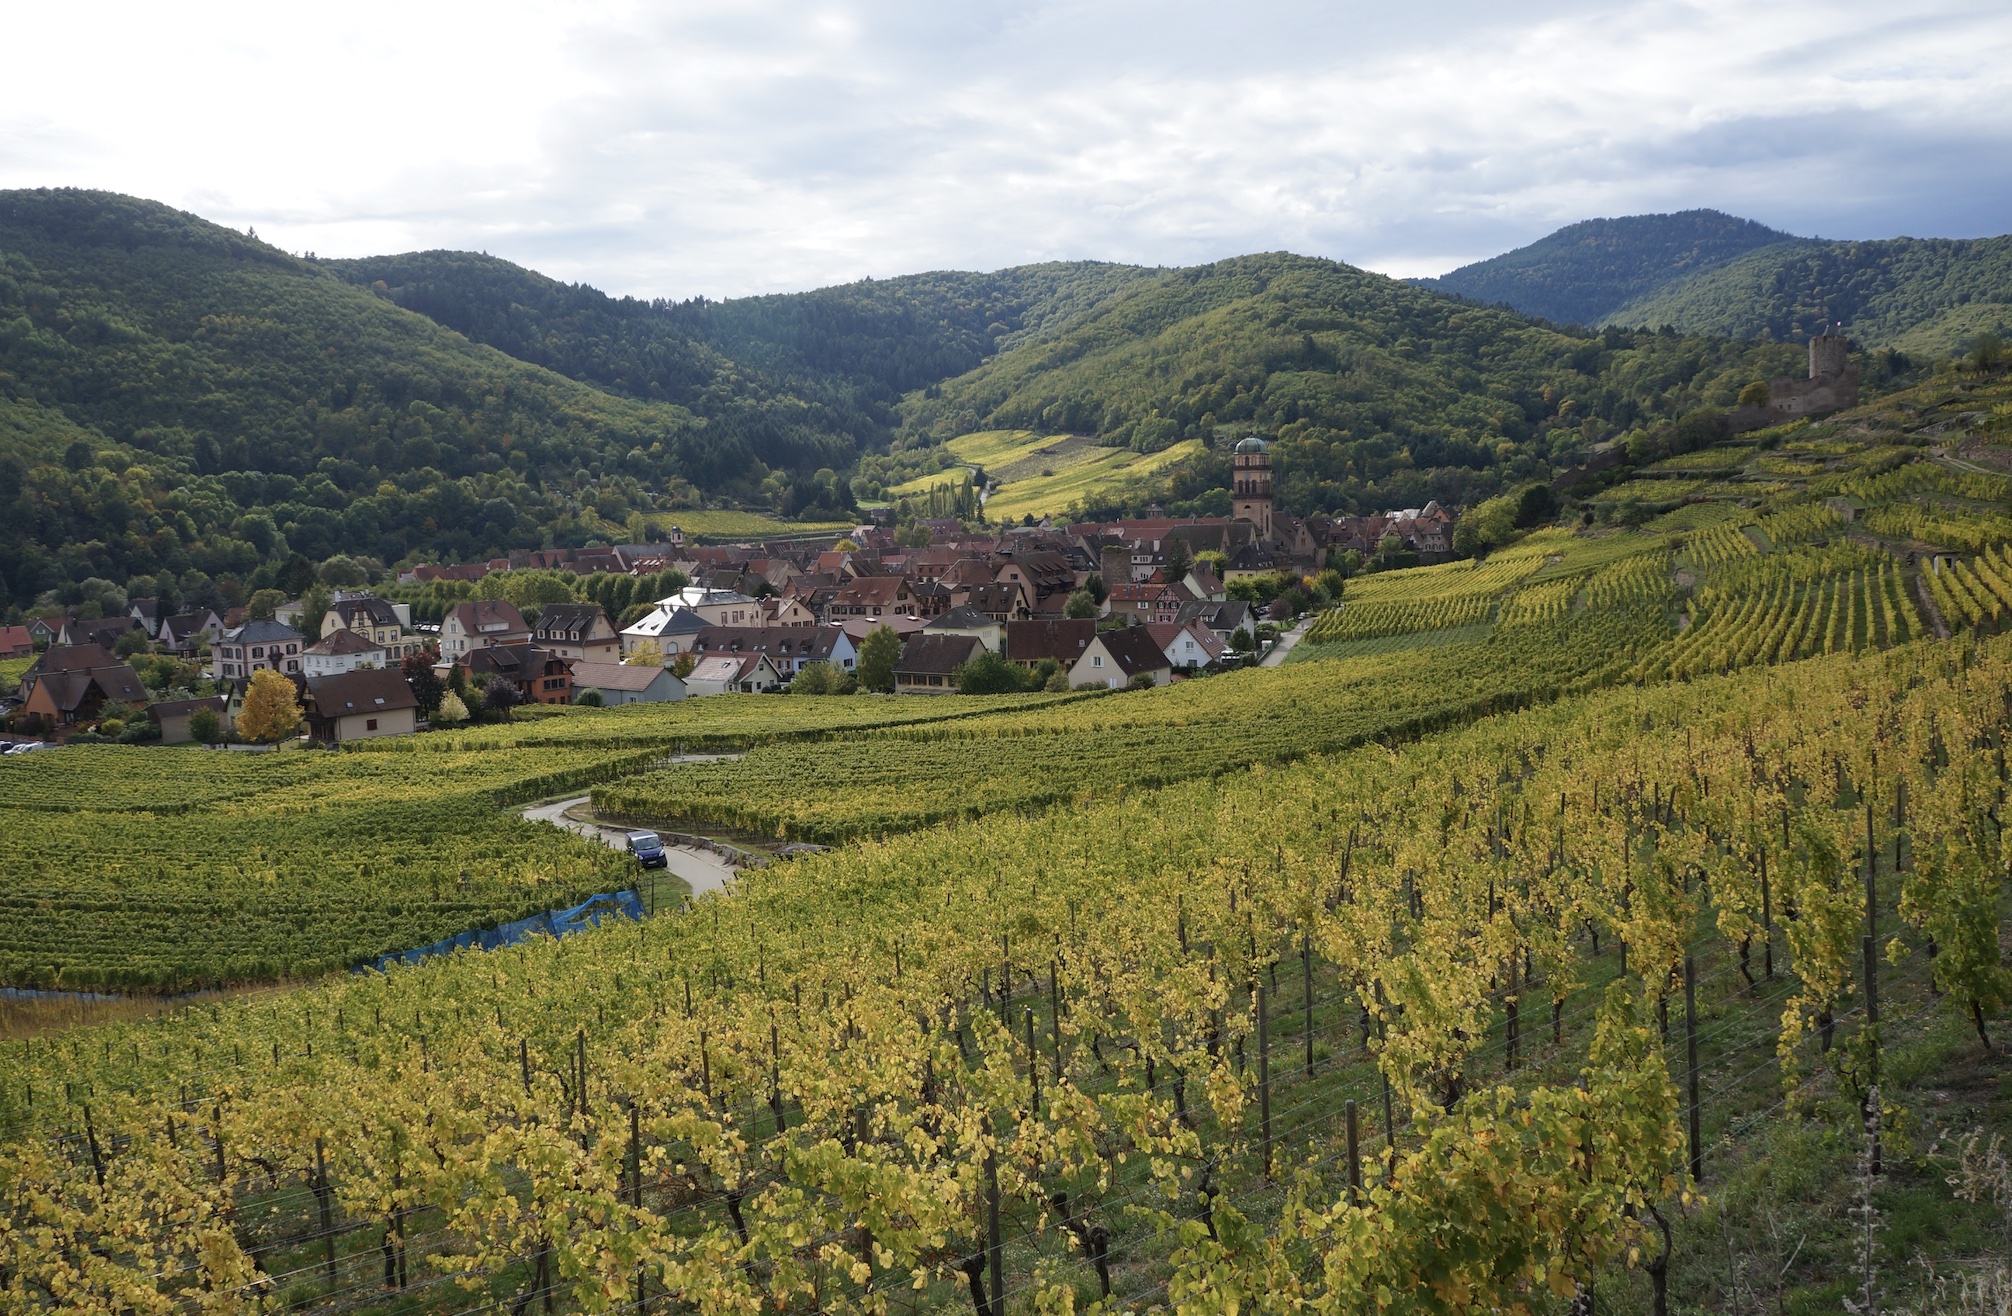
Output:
[
  {"xmin": 5, "ymin": 189, "xmax": 1967, "ymax": 613},
  {"xmin": 1419, "ymin": 210, "xmax": 1801, "ymax": 326},
  {"xmin": 328, "ymin": 251, "xmax": 1153, "ymax": 490},
  {"xmin": 1608, "ymin": 234, "xmax": 2012, "ymax": 355},
  {"xmin": 0, "ymin": 189, "xmax": 781, "ymax": 612},
  {"xmin": 899, "ymin": 252, "xmax": 1807, "ymax": 518}
]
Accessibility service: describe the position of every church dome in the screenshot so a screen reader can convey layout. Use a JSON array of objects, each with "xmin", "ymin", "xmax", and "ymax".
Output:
[{"xmin": 1233, "ymin": 435, "xmax": 1270, "ymax": 455}]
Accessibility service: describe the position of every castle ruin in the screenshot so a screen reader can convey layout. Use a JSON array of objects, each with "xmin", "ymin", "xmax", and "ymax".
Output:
[{"xmin": 1730, "ymin": 333, "xmax": 1859, "ymax": 431}]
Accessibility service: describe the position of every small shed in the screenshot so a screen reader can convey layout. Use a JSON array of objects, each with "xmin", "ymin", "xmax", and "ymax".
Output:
[{"xmin": 149, "ymin": 695, "xmax": 229, "ymax": 745}]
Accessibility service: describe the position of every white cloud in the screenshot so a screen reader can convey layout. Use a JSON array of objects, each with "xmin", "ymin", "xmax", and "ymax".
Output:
[{"xmin": 1, "ymin": 0, "xmax": 2006, "ymax": 296}]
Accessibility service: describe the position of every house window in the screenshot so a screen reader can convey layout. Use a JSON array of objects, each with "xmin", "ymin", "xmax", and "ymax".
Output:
[
  {"xmin": 251, "ymin": 646, "xmax": 264, "ymax": 658},
  {"xmin": 1092, "ymin": 655, "xmax": 1103, "ymax": 668},
  {"xmin": 365, "ymin": 718, "xmax": 378, "ymax": 731}
]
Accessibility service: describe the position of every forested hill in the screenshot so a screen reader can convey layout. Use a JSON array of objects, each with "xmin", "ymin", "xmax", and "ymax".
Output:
[
  {"xmin": 898, "ymin": 252, "xmax": 1805, "ymax": 518},
  {"xmin": 0, "ymin": 189, "xmax": 759, "ymax": 612},
  {"xmin": 325, "ymin": 251, "xmax": 1153, "ymax": 460},
  {"xmin": 0, "ymin": 189, "xmax": 1921, "ymax": 614},
  {"xmin": 1606, "ymin": 234, "xmax": 2012, "ymax": 355},
  {"xmin": 1421, "ymin": 210, "xmax": 2012, "ymax": 356},
  {"xmin": 1419, "ymin": 210, "xmax": 1802, "ymax": 327}
]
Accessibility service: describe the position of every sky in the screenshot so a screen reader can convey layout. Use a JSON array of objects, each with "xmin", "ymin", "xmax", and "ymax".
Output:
[{"xmin": 3, "ymin": 0, "xmax": 2009, "ymax": 300}]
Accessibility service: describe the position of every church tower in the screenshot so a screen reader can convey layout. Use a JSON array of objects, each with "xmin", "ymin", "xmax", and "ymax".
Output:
[{"xmin": 1231, "ymin": 435, "xmax": 1273, "ymax": 539}]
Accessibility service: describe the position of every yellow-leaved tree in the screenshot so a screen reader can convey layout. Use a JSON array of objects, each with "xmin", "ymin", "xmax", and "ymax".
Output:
[
  {"xmin": 624, "ymin": 639, "xmax": 665, "ymax": 667},
  {"xmin": 237, "ymin": 668, "xmax": 303, "ymax": 743}
]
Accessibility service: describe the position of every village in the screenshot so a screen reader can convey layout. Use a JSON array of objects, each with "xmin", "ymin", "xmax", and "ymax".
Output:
[{"xmin": 0, "ymin": 439, "xmax": 1455, "ymax": 747}]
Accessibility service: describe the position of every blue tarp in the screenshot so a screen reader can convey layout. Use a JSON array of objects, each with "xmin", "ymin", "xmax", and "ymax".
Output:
[{"xmin": 363, "ymin": 889, "xmax": 646, "ymax": 973}]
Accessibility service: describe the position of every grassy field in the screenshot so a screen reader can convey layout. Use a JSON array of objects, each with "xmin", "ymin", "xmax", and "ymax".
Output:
[
  {"xmin": 891, "ymin": 429, "xmax": 1206, "ymax": 521},
  {"xmin": 645, "ymin": 509, "xmax": 854, "ymax": 540}
]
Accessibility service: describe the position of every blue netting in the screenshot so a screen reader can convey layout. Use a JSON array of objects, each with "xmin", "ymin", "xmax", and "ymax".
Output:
[{"xmin": 363, "ymin": 890, "xmax": 645, "ymax": 973}]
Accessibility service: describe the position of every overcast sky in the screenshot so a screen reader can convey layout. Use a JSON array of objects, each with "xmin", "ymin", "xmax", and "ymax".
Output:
[{"xmin": 4, "ymin": 0, "xmax": 2008, "ymax": 299}]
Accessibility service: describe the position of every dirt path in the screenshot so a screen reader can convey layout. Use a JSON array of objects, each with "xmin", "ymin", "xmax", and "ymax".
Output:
[
  {"xmin": 523, "ymin": 795, "xmax": 738, "ymax": 897},
  {"xmin": 1913, "ymin": 567, "xmax": 1953, "ymax": 641}
]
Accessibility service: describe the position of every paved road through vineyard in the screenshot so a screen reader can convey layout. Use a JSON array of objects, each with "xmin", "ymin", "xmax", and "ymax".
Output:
[{"xmin": 522, "ymin": 795, "xmax": 737, "ymax": 896}]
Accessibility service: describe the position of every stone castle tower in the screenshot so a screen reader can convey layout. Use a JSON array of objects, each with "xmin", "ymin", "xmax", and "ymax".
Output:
[
  {"xmin": 1231, "ymin": 435, "xmax": 1273, "ymax": 538},
  {"xmin": 1810, "ymin": 333, "xmax": 1851, "ymax": 380}
]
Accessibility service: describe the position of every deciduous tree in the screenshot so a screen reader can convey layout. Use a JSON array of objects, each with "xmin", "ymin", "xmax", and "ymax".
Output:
[
  {"xmin": 237, "ymin": 669, "xmax": 302, "ymax": 743},
  {"xmin": 856, "ymin": 625, "xmax": 901, "ymax": 693}
]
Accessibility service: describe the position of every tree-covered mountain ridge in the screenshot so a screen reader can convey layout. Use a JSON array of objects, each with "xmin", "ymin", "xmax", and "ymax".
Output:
[
  {"xmin": 895, "ymin": 250, "xmax": 1808, "ymax": 519},
  {"xmin": 1608, "ymin": 233, "xmax": 2012, "ymax": 355},
  {"xmin": 0, "ymin": 189, "xmax": 738, "ymax": 614},
  {"xmin": 324, "ymin": 250, "xmax": 1157, "ymax": 462},
  {"xmin": 1420, "ymin": 210, "xmax": 1801, "ymax": 328},
  {"xmin": 0, "ymin": 188, "xmax": 1961, "ymax": 617},
  {"xmin": 1421, "ymin": 209, "xmax": 2012, "ymax": 356}
]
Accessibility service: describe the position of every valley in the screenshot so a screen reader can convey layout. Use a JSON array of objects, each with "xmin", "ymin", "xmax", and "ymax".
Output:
[{"xmin": 5, "ymin": 191, "xmax": 2012, "ymax": 1315}]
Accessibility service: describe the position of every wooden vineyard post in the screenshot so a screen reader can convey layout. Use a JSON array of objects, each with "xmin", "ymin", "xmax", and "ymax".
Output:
[
  {"xmin": 1684, "ymin": 956, "xmax": 1701, "ymax": 1183},
  {"xmin": 1257, "ymin": 978, "xmax": 1273, "ymax": 1179},
  {"xmin": 1865, "ymin": 932, "xmax": 1881, "ymax": 1175},
  {"xmin": 1302, "ymin": 929, "xmax": 1315, "ymax": 1076},
  {"xmin": 1895, "ymin": 778, "xmax": 1907, "ymax": 872},
  {"xmin": 1380, "ymin": 1073, "xmax": 1395, "ymax": 1183},
  {"xmin": 1760, "ymin": 847, "xmax": 1774, "ymax": 980},
  {"xmin": 1025, "ymin": 1008, "xmax": 1039, "ymax": 1111},
  {"xmin": 82, "ymin": 1104, "xmax": 104, "ymax": 1192},
  {"xmin": 770, "ymin": 1023, "xmax": 786, "ymax": 1134},
  {"xmin": 1866, "ymin": 801, "xmax": 1880, "ymax": 940},
  {"xmin": 985, "ymin": 1131, "xmax": 1003, "ymax": 1316},
  {"xmin": 1050, "ymin": 964, "xmax": 1063, "ymax": 1083},
  {"xmin": 1506, "ymin": 956, "xmax": 1519, "ymax": 1072},
  {"xmin": 629, "ymin": 1102, "xmax": 645, "ymax": 1311},
  {"xmin": 1345, "ymin": 1099, "xmax": 1360, "ymax": 1205},
  {"xmin": 1865, "ymin": 798, "xmax": 1882, "ymax": 1173},
  {"xmin": 315, "ymin": 1136, "xmax": 336, "ymax": 1289}
]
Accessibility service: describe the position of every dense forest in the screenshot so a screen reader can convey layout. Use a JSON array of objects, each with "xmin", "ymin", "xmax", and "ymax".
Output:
[
  {"xmin": 1421, "ymin": 209, "xmax": 1799, "ymax": 327},
  {"xmin": 898, "ymin": 252, "xmax": 1807, "ymax": 518}
]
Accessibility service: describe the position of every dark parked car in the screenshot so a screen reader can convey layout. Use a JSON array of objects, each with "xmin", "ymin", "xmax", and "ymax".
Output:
[{"xmin": 627, "ymin": 831, "xmax": 667, "ymax": 869}]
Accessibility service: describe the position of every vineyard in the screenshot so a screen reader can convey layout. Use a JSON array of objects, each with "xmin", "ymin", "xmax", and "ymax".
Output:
[
  {"xmin": 1924, "ymin": 546, "xmax": 2012, "ymax": 634},
  {"xmin": 593, "ymin": 599, "xmax": 1669, "ymax": 843},
  {"xmin": 0, "ymin": 746, "xmax": 665, "ymax": 990},
  {"xmin": 3, "ymin": 636, "xmax": 2008, "ymax": 1313},
  {"xmin": 1301, "ymin": 538, "xmax": 1562, "ymax": 646},
  {"xmin": 1638, "ymin": 546, "xmax": 1917, "ymax": 682},
  {"xmin": 0, "ymin": 683, "xmax": 1092, "ymax": 992},
  {"xmin": 9, "ymin": 369, "xmax": 2012, "ymax": 1310}
]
